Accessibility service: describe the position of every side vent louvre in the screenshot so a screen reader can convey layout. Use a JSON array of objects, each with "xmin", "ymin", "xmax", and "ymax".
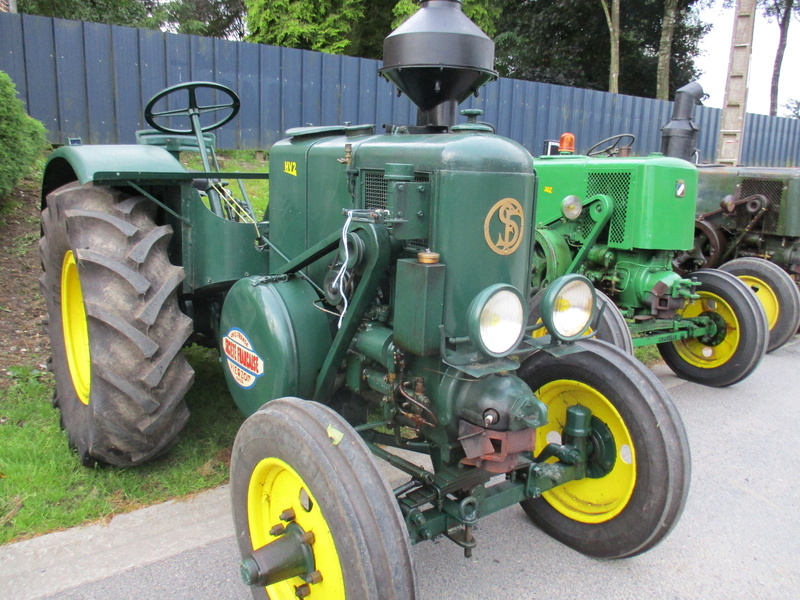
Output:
[
  {"xmin": 362, "ymin": 170, "xmax": 431, "ymax": 248},
  {"xmin": 738, "ymin": 179, "xmax": 784, "ymax": 234},
  {"xmin": 587, "ymin": 172, "xmax": 631, "ymax": 245}
]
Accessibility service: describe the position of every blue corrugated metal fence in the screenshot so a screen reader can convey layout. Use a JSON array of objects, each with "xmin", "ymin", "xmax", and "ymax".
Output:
[{"xmin": 1, "ymin": 12, "xmax": 798, "ymax": 167}]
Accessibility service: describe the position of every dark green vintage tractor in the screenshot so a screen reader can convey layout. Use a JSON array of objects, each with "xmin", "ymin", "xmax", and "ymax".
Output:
[
  {"xmin": 37, "ymin": 1, "xmax": 690, "ymax": 597},
  {"xmin": 665, "ymin": 84, "xmax": 800, "ymax": 346}
]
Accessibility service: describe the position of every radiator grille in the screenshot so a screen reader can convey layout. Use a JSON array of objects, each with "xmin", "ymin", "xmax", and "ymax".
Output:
[
  {"xmin": 362, "ymin": 170, "xmax": 431, "ymax": 247},
  {"xmin": 364, "ymin": 171, "xmax": 389, "ymax": 210},
  {"xmin": 587, "ymin": 172, "xmax": 631, "ymax": 245},
  {"xmin": 738, "ymin": 178, "xmax": 784, "ymax": 234}
]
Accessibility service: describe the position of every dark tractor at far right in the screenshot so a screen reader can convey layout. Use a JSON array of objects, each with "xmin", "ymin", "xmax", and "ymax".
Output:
[{"xmin": 666, "ymin": 83, "xmax": 800, "ymax": 351}]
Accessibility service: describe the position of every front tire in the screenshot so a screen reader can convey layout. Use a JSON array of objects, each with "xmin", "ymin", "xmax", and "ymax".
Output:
[
  {"xmin": 517, "ymin": 340, "xmax": 691, "ymax": 558},
  {"xmin": 719, "ymin": 257, "xmax": 800, "ymax": 352},
  {"xmin": 658, "ymin": 269, "xmax": 767, "ymax": 387},
  {"xmin": 40, "ymin": 182, "xmax": 193, "ymax": 466},
  {"xmin": 231, "ymin": 398, "xmax": 416, "ymax": 600}
]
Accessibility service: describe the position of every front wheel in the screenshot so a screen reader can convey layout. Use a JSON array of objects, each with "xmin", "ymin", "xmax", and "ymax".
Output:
[
  {"xmin": 231, "ymin": 398, "xmax": 416, "ymax": 600},
  {"xmin": 517, "ymin": 340, "xmax": 690, "ymax": 558},
  {"xmin": 719, "ymin": 257, "xmax": 800, "ymax": 352},
  {"xmin": 658, "ymin": 269, "xmax": 768, "ymax": 387}
]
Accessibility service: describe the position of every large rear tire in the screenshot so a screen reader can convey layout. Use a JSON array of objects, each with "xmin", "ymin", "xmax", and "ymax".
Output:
[
  {"xmin": 517, "ymin": 340, "xmax": 690, "ymax": 558},
  {"xmin": 231, "ymin": 398, "xmax": 416, "ymax": 600},
  {"xmin": 40, "ymin": 182, "xmax": 193, "ymax": 466},
  {"xmin": 657, "ymin": 269, "xmax": 767, "ymax": 387},
  {"xmin": 529, "ymin": 288, "xmax": 634, "ymax": 354},
  {"xmin": 719, "ymin": 257, "xmax": 800, "ymax": 352}
]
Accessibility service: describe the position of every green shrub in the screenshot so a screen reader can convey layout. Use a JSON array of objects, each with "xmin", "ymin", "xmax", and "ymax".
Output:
[{"xmin": 0, "ymin": 70, "xmax": 48, "ymax": 198}]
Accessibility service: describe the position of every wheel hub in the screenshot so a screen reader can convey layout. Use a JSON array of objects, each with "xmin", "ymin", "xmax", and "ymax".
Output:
[
  {"xmin": 586, "ymin": 416, "xmax": 616, "ymax": 478},
  {"xmin": 240, "ymin": 521, "xmax": 319, "ymax": 590},
  {"xmin": 697, "ymin": 310, "xmax": 728, "ymax": 346}
]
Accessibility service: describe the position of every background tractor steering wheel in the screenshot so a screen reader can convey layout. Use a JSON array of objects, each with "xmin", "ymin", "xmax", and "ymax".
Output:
[
  {"xmin": 586, "ymin": 133, "xmax": 636, "ymax": 157},
  {"xmin": 144, "ymin": 81, "xmax": 240, "ymax": 135}
]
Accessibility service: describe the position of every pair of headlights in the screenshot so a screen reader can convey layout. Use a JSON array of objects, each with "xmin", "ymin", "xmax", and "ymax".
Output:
[{"xmin": 467, "ymin": 275, "xmax": 596, "ymax": 358}]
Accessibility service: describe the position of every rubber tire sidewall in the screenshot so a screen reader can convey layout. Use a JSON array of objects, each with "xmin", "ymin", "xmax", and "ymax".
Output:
[
  {"xmin": 517, "ymin": 339, "xmax": 691, "ymax": 559},
  {"xmin": 231, "ymin": 398, "xmax": 416, "ymax": 600},
  {"xmin": 720, "ymin": 257, "xmax": 800, "ymax": 352},
  {"xmin": 657, "ymin": 269, "xmax": 767, "ymax": 387}
]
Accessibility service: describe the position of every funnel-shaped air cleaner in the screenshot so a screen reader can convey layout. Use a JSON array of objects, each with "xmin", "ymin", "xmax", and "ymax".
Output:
[{"xmin": 379, "ymin": 0, "xmax": 497, "ymax": 127}]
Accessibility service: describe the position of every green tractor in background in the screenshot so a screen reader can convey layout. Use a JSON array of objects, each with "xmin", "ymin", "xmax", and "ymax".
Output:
[
  {"xmin": 529, "ymin": 119, "xmax": 776, "ymax": 388},
  {"xmin": 665, "ymin": 84, "xmax": 800, "ymax": 344},
  {"xmin": 37, "ymin": 1, "xmax": 690, "ymax": 597}
]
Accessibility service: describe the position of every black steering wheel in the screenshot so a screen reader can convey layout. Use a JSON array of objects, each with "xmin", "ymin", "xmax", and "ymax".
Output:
[
  {"xmin": 586, "ymin": 133, "xmax": 636, "ymax": 157},
  {"xmin": 144, "ymin": 81, "xmax": 240, "ymax": 135}
]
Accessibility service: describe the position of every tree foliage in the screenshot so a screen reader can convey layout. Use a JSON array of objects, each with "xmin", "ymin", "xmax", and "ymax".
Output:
[
  {"xmin": 392, "ymin": 0, "xmax": 500, "ymax": 36},
  {"xmin": 0, "ymin": 70, "xmax": 48, "ymax": 198},
  {"xmin": 495, "ymin": 0, "xmax": 708, "ymax": 100},
  {"xmin": 17, "ymin": 0, "xmax": 247, "ymax": 39},
  {"xmin": 784, "ymin": 98, "xmax": 800, "ymax": 119},
  {"xmin": 155, "ymin": 1, "xmax": 247, "ymax": 39},
  {"xmin": 246, "ymin": 0, "xmax": 365, "ymax": 53},
  {"xmin": 759, "ymin": 0, "xmax": 799, "ymax": 116},
  {"xmin": 245, "ymin": 0, "xmax": 500, "ymax": 58},
  {"xmin": 16, "ymin": 0, "xmax": 152, "ymax": 27}
]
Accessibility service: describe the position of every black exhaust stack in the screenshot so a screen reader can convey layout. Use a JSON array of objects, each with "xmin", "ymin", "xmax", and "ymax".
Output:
[
  {"xmin": 661, "ymin": 82, "xmax": 704, "ymax": 162},
  {"xmin": 379, "ymin": 0, "xmax": 497, "ymax": 128}
]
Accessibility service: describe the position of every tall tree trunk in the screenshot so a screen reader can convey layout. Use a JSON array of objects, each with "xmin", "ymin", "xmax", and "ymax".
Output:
[
  {"xmin": 770, "ymin": 0, "xmax": 794, "ymax": 116},
  {"xmin": 657, "ymin": 0, "xmax": 680, "ymax": 100},
  {"xmin": 600, "ymin": 0, "xmax": 620, "ymax": 94}
]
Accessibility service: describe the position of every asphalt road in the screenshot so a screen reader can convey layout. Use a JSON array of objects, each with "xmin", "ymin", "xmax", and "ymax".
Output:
[{"xmin": 3, "ymin": 338, "xmax": 799, "ymax": 600}]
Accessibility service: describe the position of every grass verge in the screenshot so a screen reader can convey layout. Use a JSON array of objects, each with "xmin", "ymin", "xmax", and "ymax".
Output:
[
  {"xmin": 181, "ymin": 149, "xmax": 270, "ymax": 216},
  {"xmin": 0, "ymin": 347, "xmax": 242, "ymax": 545},
  {"xmin": 634, "ymin": 343, "xmax": 664, "ymax": 367},
  {"xmin": 0, "ymin": 150, "xmax": 269, "ymax": 545}
]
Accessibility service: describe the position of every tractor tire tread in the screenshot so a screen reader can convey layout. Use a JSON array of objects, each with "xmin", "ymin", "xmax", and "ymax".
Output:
[{"xmin": 40, "ymin": 182, "xmax": 193, "ymax": 467}]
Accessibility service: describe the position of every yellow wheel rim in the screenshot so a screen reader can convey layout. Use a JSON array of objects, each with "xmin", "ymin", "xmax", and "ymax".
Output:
[
  {"xmin": 248, "ymin": 457, "xmax": 344, "ymax": 598},
  {"xmin": 535, "ymin": 380, "xmax": 636, "ymax": 523},
  {"xmin": 738, "ymin": 275, "xmax": 779, "ymax": 330},
  {"xmin": 61, "ymin": 251, "xmax": 91, "ymax": 405},
  {"xmin": 672, "ymin": 291, "xmax": 739, "ymax": 368}
]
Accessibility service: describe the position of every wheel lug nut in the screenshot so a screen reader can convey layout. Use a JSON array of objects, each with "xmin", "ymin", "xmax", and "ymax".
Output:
[
  {"xmin": 305, "ymin": 570, "xmax": 323, "ymax": 585},
  {"xmin": 301, "ymin": 531, "xmax": 315, "ymax": 545},
  {"xmin": 295, "ymin": 583, "xmax": 311, "ymax": 598},
  {"xmin": 269, "ymin": 523, "xmax": 285, "ymax": 536},
  {"xmin": 280, "ymin": 508, "xmax": 296, "ymax": 522}
]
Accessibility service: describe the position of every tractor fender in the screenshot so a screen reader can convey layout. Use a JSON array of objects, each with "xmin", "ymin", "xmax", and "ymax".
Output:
[
  {"xmin": 219, "ymin": 276, "xmax": 333, "ymax": 417},
  {"xmin": 41, "ymin": 144, "xmax": 184, "ymax": 207}
]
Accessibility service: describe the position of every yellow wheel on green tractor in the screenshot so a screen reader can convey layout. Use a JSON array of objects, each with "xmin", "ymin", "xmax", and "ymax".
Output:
[
  {"xmin": 534, "ymin": 380, "xmax": 636, "ymax": 524},
  {"xmin": 719, "ymin": 257, "xmax": 800, "ymax": 352},
  {"xmin": 516, "ymin": 339, "xmax": 690, "ymax": 559},
  {"xmin": 671, "ymin": 290, "xmax": 740, "ymax": 369},
  {"xmin": 232, "ymin": 398, "xmax": 416, "ymax": 600},
  {"xmin": 658, "ymin": 269, "xmax": 768, "ymax": 387},
  {"xmin": 246, "ymin": 457, "xmax": 345, "ymax": 599},
  {"xmin": 60, "ymin": 250, "xmax": 91, "ymax": 405}
]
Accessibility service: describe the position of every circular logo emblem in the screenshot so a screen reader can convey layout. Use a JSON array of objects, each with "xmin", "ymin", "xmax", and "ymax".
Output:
[
  {"xmin": 223, "ymin": 328, "xmax": 264, "ymax": 389},
  {"xmin": 484, "ymin": 198, "xmax": 525, "ymax": 255}
]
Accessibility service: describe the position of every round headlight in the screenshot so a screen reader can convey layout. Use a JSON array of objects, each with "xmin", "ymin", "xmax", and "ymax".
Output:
[
  {"xmin": 561, "ymin": 195, "xmax": 583, "ymax": 220},
  {"xmin": 468, "ymin": 285, "xmax": 527, "ymax": 357},
  {"xmin": 541, "ymin": 275, "xmax": 596, "ymax": 341}
]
